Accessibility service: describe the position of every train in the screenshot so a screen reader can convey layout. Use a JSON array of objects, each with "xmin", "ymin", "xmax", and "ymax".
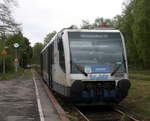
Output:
[{"xmin": 41, "ymin": 28, "xmax": 131, "ymax": 105}]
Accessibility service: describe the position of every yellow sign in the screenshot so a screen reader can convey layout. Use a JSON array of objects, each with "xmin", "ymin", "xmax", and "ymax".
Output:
[
  {"xmin": 1, "ymin": 49, "xmax": 7, "ymax": 55},
  {"xmin": 14, "ymin": 58, "xmax": 19, "ymax": 62}
]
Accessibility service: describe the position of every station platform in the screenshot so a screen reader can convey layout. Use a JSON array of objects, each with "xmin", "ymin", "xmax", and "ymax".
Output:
[
  {"xmin": 0, "ymin": 77, "xmax": 40, "ymax": 121},
  {"xmin": 33, "ymin": 71, "xmax": 61, "ymax": 121},
  {"xmin": 0, "ymin": 70, "xmax": 69, "ymax": 121}
]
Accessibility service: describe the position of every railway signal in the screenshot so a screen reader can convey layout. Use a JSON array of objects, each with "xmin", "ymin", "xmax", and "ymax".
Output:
[{"xmin": 13, "ymin": 43, "xmax": 20, "ymax": 72}]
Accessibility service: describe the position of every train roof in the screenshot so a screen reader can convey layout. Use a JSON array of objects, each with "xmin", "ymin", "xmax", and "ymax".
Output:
[
  {"xmin": 62, "ymin": 28, "xmax": 120, "ymax": 33},
  {"xmin": 41, "ymin": 28, "xmax": 121, "ymax": 53}
]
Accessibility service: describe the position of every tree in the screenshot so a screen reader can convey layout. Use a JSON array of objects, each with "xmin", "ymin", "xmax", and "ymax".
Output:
[
  {"xmin": 117, "ymin": 1, "xmax": 139, "ymax": 65},
  {"xmin": 81, "ymin": 20, "xmax": 94, "ymax": 29},
  {"xmin": 113, "ymin": 15, "xmax": 123, "ymax": 29},
  {"xmin": 94, "ymin": 17, "xmax": 104, "ymax": 27},
  {"xmin": 132, "ymin": 0, "xmax": 150, "ymax": 68},
  {"xmin": 20, "ymin": 37, "xmax": 32, "ymax": 66},
  {"xmin": 32, "ymin": 43, "xmax": 44, "ymax": 64},
  {"xmin": 6, "ymin": 32, "xmax": 32, "ymax": 68},
  {"xmin": 0, "ymin": 0, "xmax": 20, "ymax": 33},
  {"xmin": 68, "ymin": 25, "xmax": 78, "ymax": 29},
  {"xmin": 81, "ymin": 17, "xmax": 115, "ymax": 29},
  {"xmin": 114, "ymin": 0, "xmax": 150, "ymax": 68},
  {"xmin": 44, "ymin": 31, "xmax": 56, "ymax": 45},
  {"xmin": 94, "ymin": 17, "xmax": 115, "ymax": 28}
]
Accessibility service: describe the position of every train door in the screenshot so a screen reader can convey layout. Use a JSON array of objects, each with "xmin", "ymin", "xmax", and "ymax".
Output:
[
  {"xmin": 42, "ymin": 49, "xmax": 49, "ymax": 83},
  {"xmin": 57, "ymin": 36, "xmax": 66, "ymax": 73},
  {"xmin": 40, "ymin": 53, "xmax": 43, "ymax": 78},
  {"xmin": 52, "ymin": 38, "xmax": 58, "ymax": 85},
  {"xmin": 49, "ymin": 42, "xmax": 54, "ymax": 88},
  {"xmin": 52, "ymin": 36, "xmax": 67, "ymax": 95}
]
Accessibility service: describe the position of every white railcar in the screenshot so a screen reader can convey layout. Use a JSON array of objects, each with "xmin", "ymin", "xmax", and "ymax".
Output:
[{"xmin": 41, "ymin": 28, "xmax": 131, "ymax": 105}]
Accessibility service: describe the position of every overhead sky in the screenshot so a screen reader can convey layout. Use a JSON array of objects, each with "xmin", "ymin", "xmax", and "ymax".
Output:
[{"xmin": 14, "ymin": 0, "xmax": 126, "ymax": 46}]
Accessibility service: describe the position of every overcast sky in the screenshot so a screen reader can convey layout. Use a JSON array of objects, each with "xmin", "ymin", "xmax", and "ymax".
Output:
[{"xmin": 14, "ymin": 0, "xmax": 126, "ymax": 46}]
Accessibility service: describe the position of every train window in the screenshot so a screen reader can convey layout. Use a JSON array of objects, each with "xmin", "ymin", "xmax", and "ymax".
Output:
[
  {"xmin": 43, "ymin": 51, "xmax": 47, "ymax": 72},
  {"xmin": 51, "ymin": 42, "xmax": 54, "ymax": 64},
  {"xmin": 58, "ymin": 38, "xmax": 66, "ymax": 73}
]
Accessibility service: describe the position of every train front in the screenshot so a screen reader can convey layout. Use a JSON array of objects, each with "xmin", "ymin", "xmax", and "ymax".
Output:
[{"xmin": 68, "ymin": 30, "xmax": 131, "ymax": 105}]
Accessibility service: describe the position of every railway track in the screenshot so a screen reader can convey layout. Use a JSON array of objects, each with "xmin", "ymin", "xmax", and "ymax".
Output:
[
  {"xmin": 114, "ymin": 108, "xmax": 139, "ymax": 121},
  {"xmin": 34, "ymin": 68, "xmax": 139, "ymax": 121},
  {"xmin": 75, "ymin": 106, "xmax": 121, "ymax": 121},
  {"xmin": 74, "ymin": 105, "xmax": 139, "ymax": 121}
]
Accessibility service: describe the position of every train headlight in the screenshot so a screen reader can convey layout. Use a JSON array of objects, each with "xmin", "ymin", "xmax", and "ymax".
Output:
[{"xmin": 118, "ymin": 79, "xmax": 131, "ymax": 90}]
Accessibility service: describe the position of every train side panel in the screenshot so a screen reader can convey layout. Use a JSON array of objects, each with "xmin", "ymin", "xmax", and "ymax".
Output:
[
  {"xmin": 48, "ymin": 36, "xmax": 69, "ymax": 96},
  {"xmin": 41, "ymin": 36, "xmax": 69, "ymax": 96}
]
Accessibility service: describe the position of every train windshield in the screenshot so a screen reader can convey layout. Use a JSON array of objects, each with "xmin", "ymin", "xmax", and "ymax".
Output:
[{"xmin": 69, "ymin": 32, "xmax": 126, "ymax": 73}]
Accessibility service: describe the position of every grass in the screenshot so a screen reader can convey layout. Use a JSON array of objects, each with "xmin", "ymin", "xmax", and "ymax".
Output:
[
  {"xmin": 0, "ymin": 68, "xmax": 32, "ymax": 80},
  {"xmin": 129, "ymin": 68, "xmax": 150, "ymax": 76},
  {"xmin": 121, "ymin": 114, "xmax": 131, "ymax": 121},
  {"xmin": 129, "ymin": 73, "xmax": 150, "ymax": 79},
  {"xmin": 120, "ymin": 78, "xmax": 150, "ymax": 121},
  {"xmin": 65, "ymin": 114, "xmax": 78, "ymax": 121},
  {"xmin": 22, "ymin": 69, "xmax": 32, "ymax": 78}
]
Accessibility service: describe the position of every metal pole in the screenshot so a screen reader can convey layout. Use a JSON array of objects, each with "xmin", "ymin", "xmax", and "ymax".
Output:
[
  {"xmin": 14, "ymin": 43, "xmax": 19, "ymax": 73},
  {"xmin": 3, "ymin": 56, "xmax": 5, "ymax": 74},
  {"xmin": 2, "ymin": 32, "xmax": 6, "ymax": 74},
  {"xmin": 15, "ymin": 48, "xmax": 18, "ymax": 72}
]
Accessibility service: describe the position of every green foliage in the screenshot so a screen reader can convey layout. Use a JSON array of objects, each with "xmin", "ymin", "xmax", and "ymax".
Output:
[
  {"xmin": 117, "ymin": 0, "xmax": 150, "ymax": 68},
  {"xmin": 32, "ymin": 42, "xmax": 44, "ymax": 64},
  {"xmin": 81, "ymin": 20, "xmax": 93, "ymax": 29},
  {"xmin": 22, "ymin": 69, "xmax": 32, "ymax": 79},
  {"xmin": 121, "ymin": 113, "xmax": 130, "ymax": 121},
  {"xmin": 121, "ymin": 78, "xmax": 150, "ymax": 121},
  {"xmin": 44, "ymin": 31, "xmax": 56, "ymax": 45},
  {"xmin": 0, "ymin": 67, "xmax": 24, "ymax": 80},
  {"xmin": 81, "ymin": 17, "xmax": 115, "ymax": 29},
  {"xmin": 5, "ymin": 55, "xmax": 14, "ymax": 71},
  {"xmin": 0, "ymin": 68, "xmax": 32, "ymax": 80},
  {"xmin": 65, "ymin": 114, "xmax": 78, "ymax": 121},
  {"xmin": 0, "ymin": 32, "xmax": 32, "ymax": 74},
  {"xmin": 6, "ymin": 32, "xmax": 32, "ymax": 67},
  {"xmin": 132, "ymin": 0, "xmax": 150, "ymax": 67}
]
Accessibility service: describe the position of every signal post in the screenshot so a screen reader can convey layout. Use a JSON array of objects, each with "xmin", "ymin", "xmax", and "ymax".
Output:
[{"xmin": 13, "ymin": 43, "xmax": 19, "ymax": 72}]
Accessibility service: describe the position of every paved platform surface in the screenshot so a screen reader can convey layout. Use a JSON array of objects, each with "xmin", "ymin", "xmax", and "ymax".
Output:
[
  {"xmin": 0, "ymin": 71, "xmax": 62, "ymax": 121},
  {"xmin": 34, "ymin": 74, "xmax": 61, "ymax": 121},
  {"xmin": 0, "ymin": 77, "xmax": 40, "ymax": 121}
]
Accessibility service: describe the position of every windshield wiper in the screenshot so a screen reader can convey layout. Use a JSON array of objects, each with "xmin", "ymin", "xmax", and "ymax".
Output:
[
  {"xmin": 71, "ymin": 60, "xmax": 88, "ymax": 77},
  {"xmin": 75, "ymin": 64, "xmax": 88, "ymax": 77},
  {"xmin": 111, "ymin": 52, "xmax": 126, "ymax": 76}
]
